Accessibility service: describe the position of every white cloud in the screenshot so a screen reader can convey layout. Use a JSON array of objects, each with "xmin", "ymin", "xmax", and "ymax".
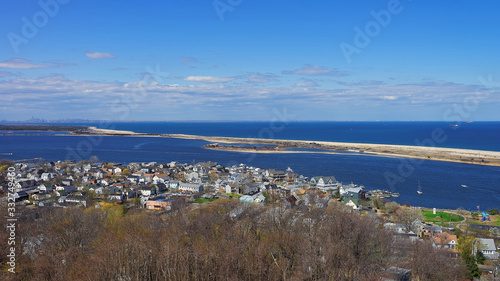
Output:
[
  {"xmin": 381, "ymin": 95, "xmax": 397, "ymax": 100},
  {"xmin": 337, "ymin": 80, "xmax": 385, "ymax": 86},
  {"xmin": 0, "ymin": 71, "xmax": 16, "ymax": 77},
  {"xmin": 0, "ymin": 75, "xmax": 497, "ymax": 120},
  {"xmin": 295, "ymin": 81, "xmax": 318, "ymax": 87},
  {"xmin": 85, "ymin": 52, "xmax": 116, "ymax": 59},
  {"xmin": 282, "ymin": 64, "xmax": 347, "ymax": 76},
  {"xmin": 244, "ymin": 73, "xmax": 277, "ymax": 83},
  {"xmin": 0, "ymin": 58, "xmax": 51, "ymax": 69},
  {"xmin": 184, "ymin": 76, "xmax": 235, "ymax": 83}
]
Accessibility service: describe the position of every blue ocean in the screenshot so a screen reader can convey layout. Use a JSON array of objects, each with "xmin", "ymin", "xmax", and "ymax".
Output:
[{"xmin": 1, "ymin": 121, "xmax": 499, "ymax": 211}]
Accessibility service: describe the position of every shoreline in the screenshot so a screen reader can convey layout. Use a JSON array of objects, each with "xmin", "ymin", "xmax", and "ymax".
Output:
[{"xmin": 71, "ymin": 127, "xmax": 500, "ymax": 167}]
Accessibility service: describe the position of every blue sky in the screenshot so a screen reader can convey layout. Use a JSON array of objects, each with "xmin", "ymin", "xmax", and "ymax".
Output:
[{"xmin": 0, "ymin": 0, "xmax": 499, "ymax": 121}]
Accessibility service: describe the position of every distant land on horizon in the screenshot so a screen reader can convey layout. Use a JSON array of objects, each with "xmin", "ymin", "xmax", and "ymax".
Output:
[{"xmin": 0, "ymin": 119, "xmax": 495, "ymax": 123}]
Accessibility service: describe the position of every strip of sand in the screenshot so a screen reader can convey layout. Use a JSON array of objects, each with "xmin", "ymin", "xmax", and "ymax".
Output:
[{"xmin": 76, "ymin": 127, "xmax": 500, "ymax": 167}]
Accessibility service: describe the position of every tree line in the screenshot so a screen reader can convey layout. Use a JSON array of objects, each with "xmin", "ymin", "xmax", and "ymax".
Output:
[{"xmin": 1, "ymin": 200, "xmax": 467, "ymax": 280}]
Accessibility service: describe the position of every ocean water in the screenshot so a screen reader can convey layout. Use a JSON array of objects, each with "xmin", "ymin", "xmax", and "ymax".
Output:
[{"xmin": 1, "ymin": 122, "xmax": 499, "ymax": 211}]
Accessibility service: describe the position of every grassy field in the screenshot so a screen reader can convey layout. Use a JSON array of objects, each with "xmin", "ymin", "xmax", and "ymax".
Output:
[
  {"xmin": 193, "ymin": 198, "xmax": 219, "ymax": 204},
  {"xmin": 227, "ymin": 193, "xmax": 242, "ymax": 198},
  {"xmin": 469, "ymin": 215, "xmax": 500, "ymax": 226},
  {"xmin": 422, "ymin": 210, "xmax": 464, "ymax": 223}
]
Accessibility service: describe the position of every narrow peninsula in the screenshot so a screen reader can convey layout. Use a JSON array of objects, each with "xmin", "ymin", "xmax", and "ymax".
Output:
[{"xmin": 3, "ymin": 124, "xmax": 500, "ymax": 167}]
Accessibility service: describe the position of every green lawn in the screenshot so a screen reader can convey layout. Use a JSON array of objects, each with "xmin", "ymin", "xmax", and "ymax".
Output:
[
  {"xmin": 193, "ymin": 198, "xmax": 219, "ymax": 204},
  {"xmin": 470, "ymin": 219, "xmax": 500, "ymax": 226},
  {"xmin": 422, "ymin": 210, "xmax": 464, "ymax": 223},
  {"xmin": 226, "ymin": 193, "xmax": 242, "ymax": 198}
]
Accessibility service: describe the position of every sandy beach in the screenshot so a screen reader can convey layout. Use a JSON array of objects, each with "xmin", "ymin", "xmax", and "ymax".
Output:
[{"xmin": 77, "ymin": 127, "xmax": 500, "ymax": 167}]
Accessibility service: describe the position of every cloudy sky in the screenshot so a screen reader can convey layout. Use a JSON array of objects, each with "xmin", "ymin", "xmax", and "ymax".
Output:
[{"xmin": 0, "ymin": 0, "xmax": 499, "ymax": 121}]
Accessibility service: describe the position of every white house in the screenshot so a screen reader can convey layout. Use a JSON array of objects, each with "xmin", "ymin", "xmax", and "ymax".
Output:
[
  {"xmin": 252, "ymin": 193, "xmax": 266, "ymax": 203},
  {"xmin": 343, "ymin": 199, "xmax": 359, "ymax": 210},
  {"xmin": 108, "ymin": 194, "xmax": 124, "ymax": 202},
  {"xmin": 41, "ymin": 173, "xmax": 53, "ymax": 181},
  {"xmin": 433, "ymin": 232, "xmax": 458, "ymax": 249},
  {"xmin": 94, "ymin": 171, "xmax": 103, "ymax": 179},
  {"xmin": 178, "ymin": 183, "xmax": 203, "ymax": 193},
  {"xmin": 140, "ymin": 187, "xmax": 155, "ymax": 197},
  {"xmin": 187, "ymin": 172, "xmax": 199, "ymax": 182},
  {"xmin": 169, "ymin": 180, "xmax": 179, "ymax": 189},
  {"xmin": 83, "ymin": 164, "xmax": 91, "ymax": 172},
  {"xmin": 476, "ymin": 238, "xmax": 499, "ymax": 260}
]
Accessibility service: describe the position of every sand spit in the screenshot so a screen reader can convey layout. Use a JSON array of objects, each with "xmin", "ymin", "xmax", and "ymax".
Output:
[{"xmin": 74, "ymin": 127, "xmax": 500, "ymax": 167}]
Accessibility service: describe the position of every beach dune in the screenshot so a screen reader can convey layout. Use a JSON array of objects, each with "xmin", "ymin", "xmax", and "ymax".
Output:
[{"xmin": 80, "ymin": 127, "xmax": 500, "ymax": 167}]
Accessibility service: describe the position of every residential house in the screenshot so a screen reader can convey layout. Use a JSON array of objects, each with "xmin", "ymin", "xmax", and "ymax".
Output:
[
  {"xmin": 411, "ymin": 219, "xmax": 424, "ymax": 237},
  {"xmin": 265, "ymin": 169, "xmax": 286, "ymax": 182},
  {"xmin": 252, "ymin": 193, "xmax": 266, "ymax": 203},
  {"xmin": 178, "ymin": 183, "xmax": 203, "ymax": 193},
  {"xmin": 94, "ymin": 171, "xmax": 104, "ymax": 179},
  {"xmin": 261, "ymin": 182, "xmax": 280, "ymax": 193},
  {"xmin": 239, "ymin": 195, "xmax": 255, "ymax": 203},
  {"xmin": 186, "ymin": 171, "xmax": 200, "ymax": 183},
  {"xmin": 108, "ymin": 193, "xmax": 124, "ymax": 202},
  {"xmin": 38, "ymin": 184, "xmax": 53, "ymax": 193},
  {"xmin": 83, "ymin": 164, "xmax": 91, "ymax": 172},
  {"xmin": 433, "ymin": 232, "xmax": 458, "ymax": 249},
  {"xmin": 342, "ymin": 198, "xmax": 359, "ymax": 210},
  {"xmin": 146, "ymin": 199, "xmax": 172, "ymax": 211},
  {"xmin": 423, "ymin": 224, "xmax": 443, "ymax": 238},
  {"xmin": 140, "ymin": 186, "xmax": 156, "ymax": 197},
  {"xmin": 156, "ymin": 182, "xmax": 168, "ymax": 192},
  {"xmin": 311, "ymin": 176, "xmax": 337, "ymax": 187},
  {"xmin": 32, "ymin": 193, "xmax": 51, "ymax": 202},
  {"xmin": 169, "ymin": 180, "xmax": 179, "ymax": 190},
  {"xmin": 61, "ymin": 179, "xmax": 73, "ymax": 186},
  {"xmin": 64, "ymin": 195, "xmax": 87, "ymax": 207},
  {"xmin": 342, "ymin": 185, "xmax": 366, "ymax": 199},
  {"xmin": 64, "ymin": 185, "xmax": 77, "ymax": 194},
  {"xmin": 242, "ymin": 183, "xmax": 260, "ymax": 195},
  {"xmin": 127, "ymin": 176, "xmax": 138, "ymax": 184},
  {"xmin": 476, "ymin": 238, "xmax": 499, "ymax": 260},
  {"xmin": 41, "ymin": 173, "xmax": 53, "ymax": 181}
]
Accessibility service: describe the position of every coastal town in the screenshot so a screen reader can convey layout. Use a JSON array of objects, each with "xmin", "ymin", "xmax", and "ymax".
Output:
[
  {"xmin": 1, "ymin": 157, "xmax": 499, "ymax": 278},
  {"xmin": 3, "ymin": 158, "xmax": 373, "ymax": 211}
]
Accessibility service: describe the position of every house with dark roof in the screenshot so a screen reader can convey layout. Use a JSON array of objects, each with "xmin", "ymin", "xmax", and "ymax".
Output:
[{"xmin": 476, "ymin": 238, "xmax": 499, "ymax": 260}]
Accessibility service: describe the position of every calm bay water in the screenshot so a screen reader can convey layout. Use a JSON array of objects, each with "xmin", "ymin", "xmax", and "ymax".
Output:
[{"xmin": 1, "ymin": 121, "xmax": 499, "ymax": 211}]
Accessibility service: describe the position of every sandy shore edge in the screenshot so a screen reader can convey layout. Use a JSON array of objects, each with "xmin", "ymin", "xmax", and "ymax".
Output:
[{"xmin": 74, "ymin": 127, "xmax": 500, "ymax": 167}]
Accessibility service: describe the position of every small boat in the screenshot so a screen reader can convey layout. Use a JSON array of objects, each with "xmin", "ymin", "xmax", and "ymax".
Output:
[
  {"xmin": 391, "ymin": 193, "xmax": 400, "ymax": 197},
  {"xmin": 461, "ymin": 184, "xmax": 468, "ymax": 188},
  {"xmin": 449, "ymin": 124, "xmax": 459, "ymax": 127},
  {"xmin": 417, "ymin": 181, "xmax": 423, "ymax": 195}
]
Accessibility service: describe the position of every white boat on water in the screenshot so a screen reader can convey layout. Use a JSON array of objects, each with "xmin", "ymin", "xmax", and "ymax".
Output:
[
  {"xmin": 417, "ymin": 181, "xmax": 423, "ymax": 195},
  {"xmin": 461, "ymin": 184, "xmax": 468, "ymax": 188}
]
